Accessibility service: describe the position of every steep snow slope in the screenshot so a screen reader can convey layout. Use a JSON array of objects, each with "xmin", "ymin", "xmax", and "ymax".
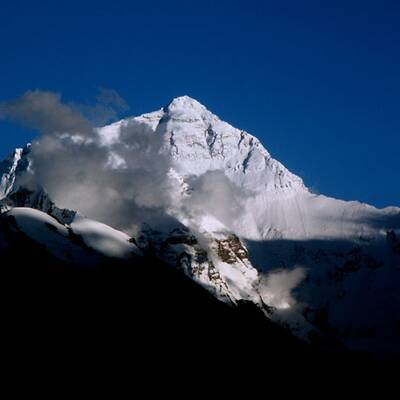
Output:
[
  {"xmin": 1, "ymin": 208, "xmax": 141, "ymax": 265},
  {"xmin": 71, "ymin": 214, "xmax": 142, "ymax": 259},
  {"xmin": 158, "ymin": 96, "xmax": 306, "ymax": 194},
  {"xmin": 97, "ymin": 96, "xmax": 399, "ymax": 242},
  {"xmin": 0, "ymin": 148, "xmax": 24, "ymax": 200}
]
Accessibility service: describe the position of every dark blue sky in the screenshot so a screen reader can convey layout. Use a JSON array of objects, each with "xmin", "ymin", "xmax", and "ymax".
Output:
[{"xmin": 0, "ymin": 0, "xmax": 399, "ymax": 207}]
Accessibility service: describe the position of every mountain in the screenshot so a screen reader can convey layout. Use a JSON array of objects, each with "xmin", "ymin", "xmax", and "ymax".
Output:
[{"xmin": 1, "ymin": 95, "xmax": 399, "ymax": 360}]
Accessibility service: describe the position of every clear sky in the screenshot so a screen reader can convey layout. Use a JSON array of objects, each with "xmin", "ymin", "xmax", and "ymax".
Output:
[{"xmin": 0, "ymin": 0, "xmax": 399, "ymax": 207}]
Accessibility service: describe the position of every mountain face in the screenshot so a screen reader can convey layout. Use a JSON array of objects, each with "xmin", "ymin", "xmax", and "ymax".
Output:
[{"xmin": 1, "ymin": 95, "xmax": 399, "ymax": 357}]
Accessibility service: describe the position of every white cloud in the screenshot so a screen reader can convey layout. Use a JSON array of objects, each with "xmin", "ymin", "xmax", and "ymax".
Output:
[{"xmin": 261, "ymin": 266, "xmax": 306, "ymax": 309}]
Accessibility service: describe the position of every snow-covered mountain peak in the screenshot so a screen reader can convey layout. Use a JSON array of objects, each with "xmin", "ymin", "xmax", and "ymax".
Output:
[
  {"xmin": 120, "ymin": 96, "xmax": 304, "ymax": 196},
  {"xmin": 166, "ymin": 95, "xmax": 208, "ymax": 112},
  {"xmin": 93, "ymin": 97, "xmax": 307, "ymax": 197},
  {"xmin": 1, "ymin": 96, "xmax": 399, "ymax": 356},
  {"xmin": 161, "ymin": 95, "xmax": 218, "ymax": 126}
]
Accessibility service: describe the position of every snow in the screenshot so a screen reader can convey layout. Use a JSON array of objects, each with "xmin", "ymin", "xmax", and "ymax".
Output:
[
  {"xmin": 7, "ymin": 207, "xmax": 87, "ymax": 264},
  {"xmin": 71, "ymin": 214, "xmax": 142, "ymax": 259},
  {"xmin": 0, "ymin": 148, "xmax": 23, "ymax": 199},
  {"xmin": 210, "ymin": 255, "xmax": 261, "ymax": 304},
  {"xmin": 1, "ymin": 95, "xmax": 399, "ymax": 354},
  {"xmin": 7, "ymin": 208, "xmax": 142, "ymax": 265},
  {"xmin": 105, "ymin": 95, "xmax": 398, "ymax": 353},
  {"xmin": 9, "ymin": 207, "xmax": 69, "ymax": 238},
  {"xmin": 95, "ymin": 95, "xmax": 399, "ymax": 242}
]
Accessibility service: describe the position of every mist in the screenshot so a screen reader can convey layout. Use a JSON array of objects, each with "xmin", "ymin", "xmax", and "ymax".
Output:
[
  {"xmin": 260, "ymin": 267, "xmax": 306, "ymax": 309},
  {"xmin": 182, "ymin": 170, "xmax": 249, "ymax": 231},
  {"xmin": 0, "ymin": 90, "xmax": 92, "ymax": 136},
  {"xmin": 0, "ymin": 90, "xmax": 174, "ymax": 232},
  {"xmin": 0, "ymin": 90, "xmax": 247, "ymax": 236}
]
